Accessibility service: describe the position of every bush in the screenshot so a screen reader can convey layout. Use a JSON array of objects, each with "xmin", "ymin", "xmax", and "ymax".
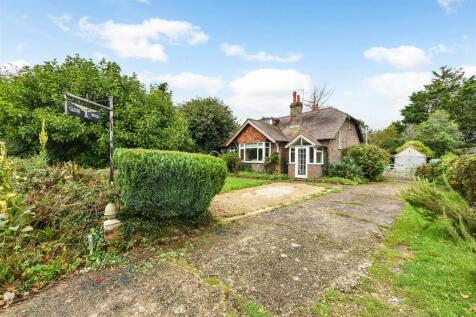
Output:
[
  {"xmin": 114, "ymin": 148, "xmax": 227, "ymax": 219},
  {"xmin": 328, "ymin": 157, "xmax": 363, "ymax": 180},
  {"xmin": 239, "ymin": 163, "xmax": 253, "ymax": 172},
  {"xmin": 264, "ymin": 153, "xmax": 280, "ymax": 173},
  {"xmin": 219, "ymin": 152, "xmax": 240, "ymax": 172},
  {"xmin": 396, "ymin": 140, "xmax": 434, "ymax": 157},
  {"xmin": 400, "ymin": 179, "xmax": 476, "ymax": 237},
  {"xmin": 342, "ymin": 145, "xmax": 391, "ymax": 181},
  {"xmin": 446, "ymin": 154, "xmax": 476, "ymax": 205}
]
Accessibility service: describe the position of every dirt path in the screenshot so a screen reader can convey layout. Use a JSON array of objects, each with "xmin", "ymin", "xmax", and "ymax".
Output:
[{"xmin": 2, "ymin": 178, "xmax": 409, "ymax": 317}]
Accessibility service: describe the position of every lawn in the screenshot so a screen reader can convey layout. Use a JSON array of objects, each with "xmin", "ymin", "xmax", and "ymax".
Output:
[
  {"xmin": 221, "ymin": 176, "xmax": 270, "ymax": 193},
  {"xmin": 311, "ymin": 203, "xmax": 476, "ymax": 316}
]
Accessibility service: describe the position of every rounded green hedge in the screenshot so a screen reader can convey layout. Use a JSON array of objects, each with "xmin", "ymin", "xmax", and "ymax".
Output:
[
  {"xmin": 343, "ymin": 144, "xmax": 391, "ymax": 181},
  {"xmin": 114, "ymin": 148, "xmax": 227, "ymax": 219}
]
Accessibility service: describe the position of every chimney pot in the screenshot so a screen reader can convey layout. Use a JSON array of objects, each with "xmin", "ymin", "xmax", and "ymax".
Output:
[
  {"xmin": 292, "ymin": 91, "xmax": 297, "ymax": 103},
  {"xmin": 297, "ymin": 94, "xmax": 300, "ymax": 102}
]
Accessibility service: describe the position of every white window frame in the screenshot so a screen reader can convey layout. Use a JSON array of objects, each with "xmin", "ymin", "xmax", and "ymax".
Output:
[
  {"xmin": 309, "ymin": 148, "xmax": 324, "ymax": 165},
  {"xmin": 239, "ymin": 142, "xmax": 272, "ymax": 163},
  {"xmin": 289, "ymin": 146, "xmax": 323, "ymax": 165},
  {"xmin": 289, "ymin": 147, "xmax": 295, "ymax": 163}
]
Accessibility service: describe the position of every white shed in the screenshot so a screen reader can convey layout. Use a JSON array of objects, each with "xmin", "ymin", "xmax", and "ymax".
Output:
[{"xmin": 394, "ymin": 147, "xmax": 427, "ymax": 174}]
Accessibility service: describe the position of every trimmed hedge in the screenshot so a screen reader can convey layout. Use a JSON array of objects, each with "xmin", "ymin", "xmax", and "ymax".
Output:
[{"xmin": 114, "ymin": 148, "xmax": 227, "ymax": 219}]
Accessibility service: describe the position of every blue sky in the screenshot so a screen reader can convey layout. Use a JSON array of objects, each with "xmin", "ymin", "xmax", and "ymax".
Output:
[{"xmin": 1, "ymin": 0, "xmax": 475, "ymax": 128}]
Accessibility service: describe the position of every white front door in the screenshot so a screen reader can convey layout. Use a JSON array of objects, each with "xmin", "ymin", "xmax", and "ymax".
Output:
[{"xmin": 295, "ymin": 147, "xmax": 307, "ymax": 178}]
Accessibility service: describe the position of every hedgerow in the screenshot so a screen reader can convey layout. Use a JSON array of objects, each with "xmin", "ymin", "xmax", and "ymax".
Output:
[{"xmin": 114, "ymin": 148, "xmax": 227, "ymax": 219}]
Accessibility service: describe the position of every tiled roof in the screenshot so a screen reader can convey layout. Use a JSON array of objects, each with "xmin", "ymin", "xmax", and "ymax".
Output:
[{"xmin": 226, "ymin": 107, "xmax": 363, "ymax": 145}]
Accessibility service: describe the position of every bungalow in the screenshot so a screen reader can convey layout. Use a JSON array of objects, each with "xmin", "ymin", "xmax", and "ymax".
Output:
[{"xmin": 224, "ymin": 91, "xmax": 363, "ymax": 180}]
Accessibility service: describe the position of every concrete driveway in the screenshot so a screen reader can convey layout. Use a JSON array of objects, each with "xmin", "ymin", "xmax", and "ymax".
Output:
[{"xmin": 3, "ymin": 179, "xmax": 409, "ymax": 317}]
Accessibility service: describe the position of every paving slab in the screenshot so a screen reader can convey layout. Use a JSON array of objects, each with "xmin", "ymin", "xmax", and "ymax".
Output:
[{"xmin": 211, "ymin": 182, "xmax": 326, "ymax": 218}]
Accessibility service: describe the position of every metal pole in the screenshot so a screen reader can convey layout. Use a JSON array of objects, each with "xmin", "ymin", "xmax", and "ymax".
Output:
[
  {"xmin": 64, "ymin": 94, "xmax": 67, "ymax": 114},
  {"xmin": 109, "ymin": 96, "xmax": 114, "ymax": 184}
]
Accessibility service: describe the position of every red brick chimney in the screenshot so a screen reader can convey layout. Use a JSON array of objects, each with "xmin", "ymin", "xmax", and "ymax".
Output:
[{"xmin": 290, "ymin": 91, "xmax": 303, "ymax": 118}]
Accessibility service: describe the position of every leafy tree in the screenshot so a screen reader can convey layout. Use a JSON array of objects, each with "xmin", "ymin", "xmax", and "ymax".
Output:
[
  {"xmin": 368, "ymin": 123, "xmax": 405, "ymax": 154},
  {"xmin": 0, "ymin": 55, "xmax": 192, "ymax": 166},
  {"xmin": 180, "ymin": 97, "xmax": 238, "ymax": 153},
  {"xmin": 413, "ymin": 110, "xmax": 463, "ymax": 156},
  {"xmin": 396, "ymin": 140, "xmax": 434, "ymax": 157},
  {"xmin": 401, "ymin": 66, "xmax": 476, "ymax": 142}
]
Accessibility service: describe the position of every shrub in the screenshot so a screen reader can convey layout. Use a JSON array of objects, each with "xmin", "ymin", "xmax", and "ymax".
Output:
[
  {"xmin": 446, "ymin": 154, "xmax": 476, "ymax": 205},
  {"xmin": 343, "ymin": 145, "xmax": 391, "ymax": 181},
  {"xmin": 239, "ymin": 163, "xmax": 253, "ymax": 172},
  {"xmin": 219, "ymin": 152, "xmax": 241, "ymax": 172},
  {"xmin": 400, "ymin": 179, "xmax": 476, "ymax": 237},
  {"xmin": 328, "ymin": 157, "xmax": 363, "ymax": 180},
  {"xmin": 396, "ymin": 140, "xmax": 434, "ymax": 157},
  {"xmin": 114, "ymin": 148, "xmax": 227, "ymax": 219},
  {"xmin": 264, "ymin": 152, "xmax": 280, "ymax": 173}
]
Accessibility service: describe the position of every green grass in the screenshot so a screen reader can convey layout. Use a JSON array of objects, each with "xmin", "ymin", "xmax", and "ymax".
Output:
[
  {"xmin": 234, "ymin": 171, "xmax": 290, "ymax": 181},
  {"xmin": 234, "ymin": 295, "xmax": 274, "ymax": 317},
  {"xmin": 310, "ymin": 203, "xmax": 476, "ymax": 316},
  {"xmin": 221, "ymin": 176, "xmax": 270, "ymax": 193}
]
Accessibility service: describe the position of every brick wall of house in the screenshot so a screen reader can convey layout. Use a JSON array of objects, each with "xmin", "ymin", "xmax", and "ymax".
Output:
[
  {"xmin": 287, "ymin": 163, "xmax": 295, "ymax": 178},
  {"xmin": 308, "ymin": 164, "xmax": 323, "ymax": 180},
  {"xmin": 236, "ymin": 125, "xmax": 268, "ymax": 144},
  {"xmin": 325, "ymin": 119, "xmax": 361, "ymax": 164}
]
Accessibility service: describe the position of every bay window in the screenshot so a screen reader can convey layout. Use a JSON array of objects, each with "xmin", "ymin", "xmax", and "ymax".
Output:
[{"xmin": 239, "ymin": 142, "xmax": 271, "ymax": 163}]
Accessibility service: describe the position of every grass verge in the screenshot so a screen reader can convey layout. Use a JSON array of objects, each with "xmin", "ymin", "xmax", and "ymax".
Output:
[
  {"xmin": 310, "ymin": 203, "xmax": 476, "ymax": 316},
  {"xmin": 221, "ymin": 176, "xmax": 270, "ymax": 193}
]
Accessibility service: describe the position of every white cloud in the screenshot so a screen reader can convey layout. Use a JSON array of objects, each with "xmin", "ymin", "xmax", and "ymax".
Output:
[
  {"xmin": 429, "ymin": 43, "xmax": 452, "ymax": 56},
  {"xmin": 363, "ymin": 72, "xmax": 432, "ymax": 99},
  {"xmin": 221, "ymin": 44, "xmax": 302, "ymax": 63},
  {"xmin": 137, "ymin": 71, "xmax": 223, "ymax": 95},
  {"xmin": 152, "ymin": 72, "xmax": 224, "ymax": 94},
  {"xmin": 364, "ymin": 45, "xmax": 430, "ymax": 69},
  {"xmin": 0, "ymin": 60, "xmax": 30, "ymax": 75},
  {"xmin": 462, "ymin": 64, "xmax": 476, "ymax": 77},
  {"xmin": 49, "ymin": 14, "xmax": 72, "ymax": 32},
  {"xmin": 78, "ymin": 17, "xmax": 209, "ymax": 62},
  {"xmin": 226, "ymin": 68, "xmax": 313, "ymax": 120},
  {"xmin": 437, "ymin": 0, "xmax": 464, "ymax": 13}
]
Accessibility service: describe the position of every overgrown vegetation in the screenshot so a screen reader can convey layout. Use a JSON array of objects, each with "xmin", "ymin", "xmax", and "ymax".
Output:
[
  {"xmin": 401, "ymin": 179, "xmax": 475, "ymax": 239},
  {"xmin": 414, "ymin": 153, "xmax": 476, "ymax": 205},
  {"xmin": 1, "ymin": 143, "xmax": 117, "ymax": 296},
  {"xmin": 114, "ymin": 148, "xmax": 227, "ymax": 219}
]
